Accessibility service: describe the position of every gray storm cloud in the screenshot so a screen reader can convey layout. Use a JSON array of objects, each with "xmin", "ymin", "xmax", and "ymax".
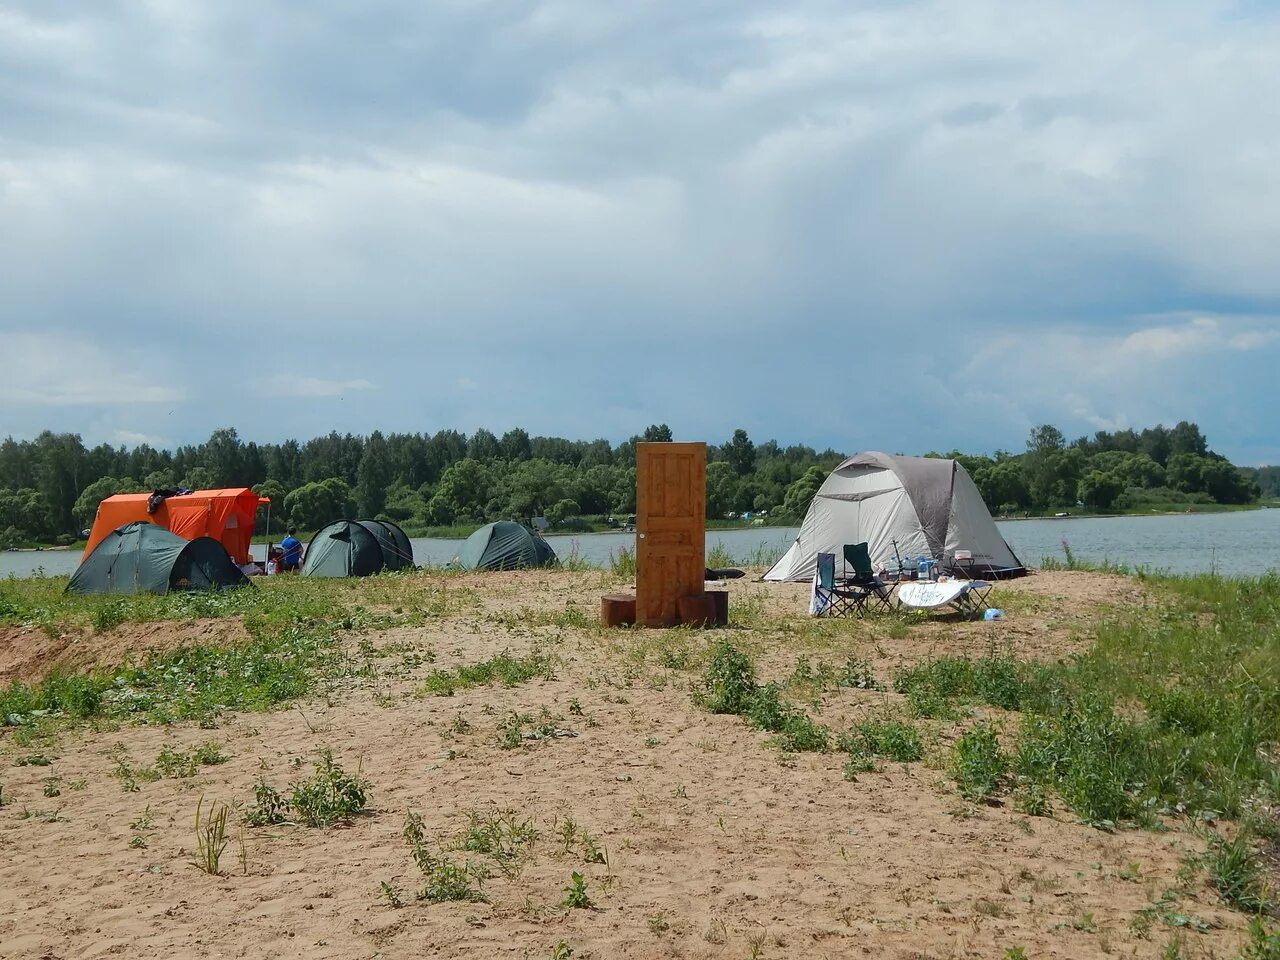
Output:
[{"xmin": 1, "ymin": 1, "xmax": 1278, "ymax": 460}]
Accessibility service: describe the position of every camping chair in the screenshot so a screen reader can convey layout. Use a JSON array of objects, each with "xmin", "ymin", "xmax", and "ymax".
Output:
[
  {"xmin": 812, "ymin": 551, "xmax": 874, "ymax": 618},
  {"xmin": 842, "ymin": 542, "xmax": 895, "ymax": 612}
]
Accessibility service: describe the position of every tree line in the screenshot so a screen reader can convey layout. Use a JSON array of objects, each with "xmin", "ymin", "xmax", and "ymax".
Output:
[{"xmin": 0, "ymin": 420, "xmax": 1264, "ymax": 548}]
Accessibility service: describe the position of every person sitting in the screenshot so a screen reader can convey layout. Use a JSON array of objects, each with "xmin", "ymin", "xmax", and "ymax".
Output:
[{"xmin": 279, "ymin": 529, "xmax": 303, "ymax": 573}]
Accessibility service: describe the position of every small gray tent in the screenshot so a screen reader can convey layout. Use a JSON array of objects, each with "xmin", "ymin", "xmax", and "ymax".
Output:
[
  {"xmin": 451, "ymin": 521, "xmax": 557, "ymax": 571},
  {"xmin": 300, "ymin": 519, "xmax": 415, "ymax": 578},
  {"xmin": 764, "ymin": 452, "xmax": 1025, "ymax": 582},
  {"xmin": 67, "ymin": 521, "xmax": 249, "ymax": 595}
]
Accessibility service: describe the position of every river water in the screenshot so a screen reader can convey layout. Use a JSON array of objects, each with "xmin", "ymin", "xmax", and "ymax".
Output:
[{"xmin": 4, "ymin": 509, "xmax": 1278, "ymax": 580}]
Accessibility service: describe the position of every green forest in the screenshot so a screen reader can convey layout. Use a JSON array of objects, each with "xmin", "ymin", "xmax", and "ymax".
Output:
[{"xmin": 0, "ymin": 420, "xmax": 1269, "ymax": 548}]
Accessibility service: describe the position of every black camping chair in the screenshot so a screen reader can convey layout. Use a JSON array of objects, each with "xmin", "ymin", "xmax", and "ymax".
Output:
[
  {"xmin": 842, "ymin": 542, "xmax": 895, "ymax": 612},
  {"xmin": 814, "ymin": 551, "xmax": 875, "ymax": 618}
]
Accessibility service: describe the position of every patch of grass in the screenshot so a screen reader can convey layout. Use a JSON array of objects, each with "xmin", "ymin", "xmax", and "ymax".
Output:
[
  {"xmin": 245, "ymin": 749, "xmax": 368, "ymax": 828},
  {"xmin": 1206, "ymin": 830, "xmax": 1271, "ymax": 913},
  {"xmin": 694, "ymin": 640, "xmax": 830, "ymax": 752},
  {"xmin": 458, "ymin": 807, "xmax": 539, "ymax": 870},
  {"xmin": 893, "ymin": 647, "xmax": 1029, "ymax": 714},
  {"xmin": 420, "ymin": 650, "xmax": 552, "ymax": 697},
  {"xmin": 155, "ymin": 742, "xmax": 228, "ymax": 779},
  {"xmin": 0, "ymin": 616, "xmax": 355, "ymax": 727},
  {"xmin": 839, "ymin": 718, "xmax": 924, "ymax": 763},
  {"xmin": 1240, "ymin": 920, "xmax": 1280, "ymax": 959},
  {"xmin": 696, "ymin": 639, "xmax": 758, "ymax": 715},
  {"xmin": 746, "ymin": 683, "xmax": 830, "ymax": 752},
  {"xmin": 193, "ymin": 797, "xmax": 230, "ymax": 875},
  {"xmin": 952, "ymin": 723, "xmax": 1007, "ymax": 802},
  {"xmin": 608, "ymin": 547, "xmax": 636, "ymax": 579},
  {"xmin": 403, "ymin": 811, "xmax": 487, "ymax": 903},
  {"xmin": 1013, "ymin": 706, "xmax": 1139, "ymax": 827}
]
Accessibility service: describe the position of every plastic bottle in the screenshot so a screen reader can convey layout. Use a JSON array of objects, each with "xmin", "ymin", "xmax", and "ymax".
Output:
[
  {"xmin": 918, "ymin": 557, "xmax": 930, "ymax": 580},
  {"xmin": 903, "ymin": 556, "xmax": 913, "ymax": 580}
]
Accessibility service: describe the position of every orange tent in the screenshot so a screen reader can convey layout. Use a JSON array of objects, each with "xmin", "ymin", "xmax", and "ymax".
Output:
[{"xmin": 82, "ymin": 489, "xmax": 270, "ymax": 565}]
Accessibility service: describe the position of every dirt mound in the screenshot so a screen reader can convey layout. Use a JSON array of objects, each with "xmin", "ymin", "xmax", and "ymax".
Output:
[{"xmin": 0, "ymin": 617, "xmax": 250, "ymax": 684}]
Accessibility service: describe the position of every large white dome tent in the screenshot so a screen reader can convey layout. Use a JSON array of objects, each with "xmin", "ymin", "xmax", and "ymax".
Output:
[{"xmin": 764, "ymin": 452, "xmax": 1025, "ymax": 582}]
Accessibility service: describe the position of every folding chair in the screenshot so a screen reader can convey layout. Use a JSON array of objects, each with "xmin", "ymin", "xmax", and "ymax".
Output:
[
  {"xmin": 842, "ymin": 542, "xmax": 895, "ymax": 613},
  {"xmin": 812, "ymin": 551, "xmax": 867, "ymax": 617}
]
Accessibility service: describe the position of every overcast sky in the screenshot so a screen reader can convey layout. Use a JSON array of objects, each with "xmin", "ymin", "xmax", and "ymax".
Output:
[{"xmin": 2, "ymin": 1, "xmax": 1278, "ymax": 463}]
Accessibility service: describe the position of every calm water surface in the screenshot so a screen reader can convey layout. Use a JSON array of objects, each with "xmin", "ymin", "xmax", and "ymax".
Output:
[{"xmin": 3, "ymin": 510, "xmax": 1277, "ymax": 580}]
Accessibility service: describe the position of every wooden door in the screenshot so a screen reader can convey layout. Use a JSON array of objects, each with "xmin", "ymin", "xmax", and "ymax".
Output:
[{"xmin": 635, "ymin": 442, "xmax": 706, "ymax": 627}]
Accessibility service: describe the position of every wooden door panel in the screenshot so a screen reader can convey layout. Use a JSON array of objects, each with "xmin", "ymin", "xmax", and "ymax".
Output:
[{"xmin": 636, "ymin": 442, "xmax": 705, "ymax": 627}]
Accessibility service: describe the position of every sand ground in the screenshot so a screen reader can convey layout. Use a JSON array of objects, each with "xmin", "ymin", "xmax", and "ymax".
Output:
[{"xmin": 0, "ymin": 570, "xmax": 1256, "ymax": 959}]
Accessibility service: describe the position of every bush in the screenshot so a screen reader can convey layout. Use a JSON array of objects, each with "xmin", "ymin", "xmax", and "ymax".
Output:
[
  {"xmin": 840, "ymin": 719, "xmax": 924, "ymax": 763},
  {"xmin": 698, "ymin": 640, "xmax": 757, "ymax": 714},
  {"xmin": 952, "ymin": 724, "xmax": 1007, "ymax": 802},
  {"xmin": 695, "ymin": 642, "xmax": 829, "ymax": 752},
  {"xmin": 246, "ymin": 749, "xmax": 369, "ymax": 828}
]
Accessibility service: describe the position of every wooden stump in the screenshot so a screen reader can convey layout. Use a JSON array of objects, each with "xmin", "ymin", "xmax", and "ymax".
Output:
[
  {"xmin": 707, "ymin": 589, "xmax": 729, "ymax": 626},
  {"xmin": 677, "ymin": 592, "xmax": 716, "ymax": 628},
  {"xmin": 600, "ymin": 593, "xmax": 637, "ymax": 627}
]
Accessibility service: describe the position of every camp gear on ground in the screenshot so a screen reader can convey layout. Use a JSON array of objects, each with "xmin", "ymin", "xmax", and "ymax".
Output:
[
  {"xmin": 896, "ymin": 579, "xmax": 993, "ymax": 618},
  {"xmin": 67, "ymin": 521, "xmax": 249, "ymax": 595},
  {"xmin": 766, "ymin": 452, "xmax": 1025, "ymax": 583},
  {"xmin": 83, "ymin": 488, "xmax": 269, "ymax": 566},
  {"xmin": 451, "ymin": 521, "xmax": 557, "ymax": 571},
  {"xmin": 300, "ymin": 519, "xmax": 414, "ymax": 578}
]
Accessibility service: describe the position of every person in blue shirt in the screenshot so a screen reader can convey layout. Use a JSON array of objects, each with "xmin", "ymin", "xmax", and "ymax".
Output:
[{"xmin": 280, "ymin": 528, "xmax": 303, "ymax": 573}]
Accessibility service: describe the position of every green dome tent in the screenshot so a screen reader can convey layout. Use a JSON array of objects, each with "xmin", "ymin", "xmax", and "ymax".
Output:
[
  {"xmin": 451, "ymin": 521, "xmax": 557, "ymax": 571},
  {"xmin": 300, "ymin": 519, "xmax": 415, "ymax": 578},
  {"xmin": 67, "ymin": 521, "xmax": 249, "ymax": 596}
]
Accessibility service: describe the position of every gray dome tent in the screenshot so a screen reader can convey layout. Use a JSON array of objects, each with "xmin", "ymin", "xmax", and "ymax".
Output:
[
  {"xmin": 300, "ymin": 519, "xmax": 415, "ymax": 578},
  {"xmin": 764, "ymin": 452, "xmax": 1025, "ymax": 582},
  {"xmin": 451, "ymin": 521, "xmax": 557, "ymax": 571},
  {"xmin": 67, "ymin": 521, "xmax": 249, "ymax": 595}
]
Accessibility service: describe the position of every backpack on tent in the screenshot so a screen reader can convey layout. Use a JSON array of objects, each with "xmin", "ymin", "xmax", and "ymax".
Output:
[
  {"xmin": 765, "ymin": 452, "xmax": 1025, "ymax": 582},
  {"xmin": 67, "ymin": 521, "xmax": 249, "ymax": 595}
]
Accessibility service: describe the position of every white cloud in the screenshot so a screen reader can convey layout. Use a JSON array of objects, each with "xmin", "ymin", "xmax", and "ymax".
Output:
[
  {"xmin": 1, "ymin": 1, "xmax": 1279, "ymax": 458},
  {"xmin": 260, "ymin": 375, "xmax": 376, "ymax": 399},
  {"xmin": 111, "ymin": 428, "xmax": 168, "ymax": 447},
  {"xmin": 0, "ymin": 332, "xmax": 184, "ymax": 406}
]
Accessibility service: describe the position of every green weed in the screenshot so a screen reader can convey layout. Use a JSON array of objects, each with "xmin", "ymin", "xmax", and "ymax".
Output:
[
  {"xmin": 403, "ymin": 811, "xmax": 487, "ymax": 903},
  {"xmin": 244, "ymin": 749, "xmax": 368, "ymax": 828},
  {"xmin": 839, "ymin": 719, "xmax": 924, "ymax": 762},
  {"xmin": 420, "ymin": 650, "xmax": 552, "ymax": 697},
  {"xmin": 155, "ymin": 742, "xmax": 228, "ymax": 778},
  {"xmin": 1206, "ymin": 830, "xmax": 1271, "ymax": 913},
  {"xmin": 193, "ymin": 797, "xmax": 230, "ymax": 875},
  {"xmin": 563, "ymin": 870, "xmax": 592, "ymax": 909},
  {"xmin": 952, "ymin": 724, "xmax": 1007, "ymax": 802}
]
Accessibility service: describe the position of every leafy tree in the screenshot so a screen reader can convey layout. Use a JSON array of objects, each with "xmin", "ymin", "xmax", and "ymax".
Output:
[
  {"xmin": 726, "ymin": 429, "xmax": 756, "ymax": 477},
  {"xmin": 780, "ymin": 466, "xmax": 826, "ymax": 520},
  {"xmin": 356, "ymin": 431, "xmax": 393, "ymax": 517},
  {"xmin": 182, "ymin": 467, "xmax": 219, "ymax": 491},
  {"xmin": 283, "ymin": 478, "xmax": 355, "ymax": 530},
  {"xmin": 72, "ymin": 477, "xmax": 140, "ymax": 529},
  {"xmin": 467, "ymin": 428, "xmax": 501, "ymax": 461},
  {"xmin": 499, "ymin": 428, "xmax": 532, "ymax": 461},
  {"xmin": 705, "ymin": 461, "xmax": 739, "ymax": 519},
  {"xmin": 545, "ymin": 498, "xmax": 580, "ymax": 526},
  {"xmin": 641, "ymin": 424, "xmax": 673, "ymax": 442},
  {"xmin": 1027, "ymin": 424, "xmax": 1066, "ymax": 454},
  {"xmin": 1078, "ymin": 470, "xmax": 1125, "ymax": 511}
]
